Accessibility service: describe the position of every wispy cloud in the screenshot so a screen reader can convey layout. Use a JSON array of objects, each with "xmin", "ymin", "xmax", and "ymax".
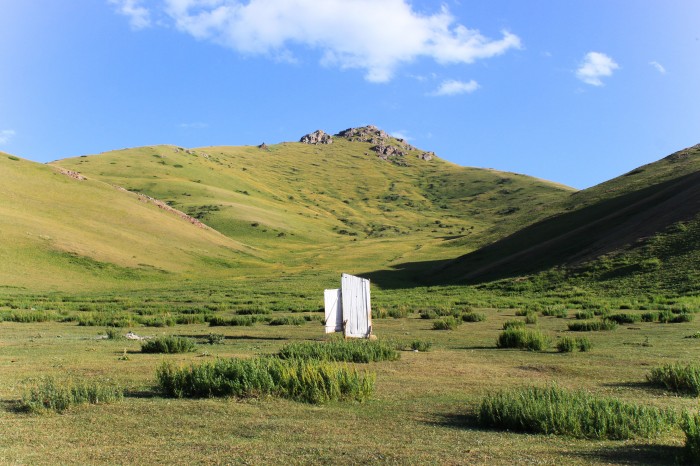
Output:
[
  {"xmin": 0, "ymin": 129, "xmax": 16, "ymax": 145},
  {"xmin": 110, "ymin": 0, "xmax": 151, "ymax": 30},
  {"xmin": 391, "ymin": 130, "xmax": 411, "ymax": 141},
  {"xmin": 649, "ymin": 61, "xmax": 666, "ymax": 74},
  {"xmin": 430, "ymin": 79, "xmax": 480, "ymax": 96},
  {"xmin": 575, "ymin": 51, "xmax": 619, "ymax": 86},
  {"xmin": 128, "ymin": 0, "xmax": 522, "ymax": 83}
]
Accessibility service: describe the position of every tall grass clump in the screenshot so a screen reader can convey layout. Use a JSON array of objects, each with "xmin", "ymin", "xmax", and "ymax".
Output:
[
  {"xmin": 646, "ymin": 363, "xmax": 700, "ymax": 395},
  {"xmin": 208, "ymin": 315, "xmax": 258, "ymax": 327},
  {"xmin": 432, "ymin": 316, "xmax": 460, "ymax": 330},
  {"xmin": 268, "ymin": 315, "xmax": 306, "ymax": 326},
  {"xmin": 476, "ymin": 385, "xmax": 677, "ymax": 440},
  {"xmin": 277, "ymin": 339, "xmax": 399, "ymax": 363},
  {"xmin": 502, "ymin": 320, "xmax": 525, "ymax": 330},
  {"xmin": 156, "ymin": 357, "xmax": 374, "ymax": 403},
  {"xmin": 567, "ymin": 320, "xmax": 618, "ymax": 332},
  {"xmin": 683, "ymin": 411, "xmax": 700, "ymax": 463},
  {"xmin": 605, "ymin": 313, "xmax": 641, "ymax": 324},
  {"xmin": 575, "ymin": 310, "xmax": 595, "ymax": 320},
  {"xmin": 21, "ymin": 377, "xmax": 124, "ymax": 413},
  {"xmin": 461, "ymin": 311, "xmax": 486, "ymax": 322},
  {"xmin": 496, "ymin": 328, "xmax": 550, "ymax": 351},
  {"xmin": 557, "ymin": 336, "xmax": 592, "ymax": 353},
  {"xmin": 141, "ymin": 335, "xmax": 197, "ymax": 354}
]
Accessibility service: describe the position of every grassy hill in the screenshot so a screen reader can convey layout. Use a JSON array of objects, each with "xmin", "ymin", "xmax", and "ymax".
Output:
[
  {"xmin": 49, "ymin": 126, "xmax": 572, "ymax": 284},
  {"xmin": 429, "ymin": 143, "xmax": 700, "ymax": 293},
  {"xmin": 0, "ymin": 152, "xmax": 262, "ymax": 292}
]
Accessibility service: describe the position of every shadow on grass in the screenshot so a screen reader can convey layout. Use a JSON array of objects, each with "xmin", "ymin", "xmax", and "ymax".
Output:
[
  {"xmin": 1, "ymin": 399, "xmax": 29, "ymax": 414},
  {"xmin": 177, "ymin": 334, "xmax": 289, "ymax": 341},
  {"xmin": 564, "ymin": 444, "xmax": 686, "ymax": 465},
  {"xmin": 125, "ymin": 388, "xmax": 160, "ymax": 399}
]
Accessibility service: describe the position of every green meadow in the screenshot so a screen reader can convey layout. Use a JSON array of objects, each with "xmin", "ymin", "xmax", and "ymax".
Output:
[{"xmin": 1, "ymin": 133, "xmax": 700, "ymax": 464}]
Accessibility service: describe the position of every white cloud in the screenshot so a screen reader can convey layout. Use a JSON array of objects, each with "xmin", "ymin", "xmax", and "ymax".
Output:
[
  {"xmin": 649, "ymin": 61, "xmax": 666, "ymax": 74},
  {"xmin": 110, "ymin": 0, "xmax": 152, "ymax": 30},
  {"xmin": 155, "ymin": 0, "xmax": 521, "ymax": 82},
  {"xmin": 430, "ymin": 79, "xmax": 479, "ymax": 96},
  {"xmin": 575, "ymin": 51, "xmax": 619, "ymax": 86},
  {"xmin": 0, "ymin": 129, "xmax": 16, "ymax": 145},
  {"xmin": 391, "ymin": 130, "xmax": 411, "ymax": 141}
]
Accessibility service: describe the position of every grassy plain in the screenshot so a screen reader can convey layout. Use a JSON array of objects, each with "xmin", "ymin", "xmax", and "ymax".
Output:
[{"xmin": 1, "ymin": 279, "xmax": 699, "ymax": 465}]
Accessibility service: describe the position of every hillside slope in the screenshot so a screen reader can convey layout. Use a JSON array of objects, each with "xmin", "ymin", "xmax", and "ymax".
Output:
[
  {"xmin": 51, "ymin": 126, "xmax": 573, "ymax": 276},
  {"xmin": 0, "ymin": 152, "xmax": 261, "ymax": 291},
  {"xmin": 429, "ymin": 144, "xmax": 700, "ymax": 289}
]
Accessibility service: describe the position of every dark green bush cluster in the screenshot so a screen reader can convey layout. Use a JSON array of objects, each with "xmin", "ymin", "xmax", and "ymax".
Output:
[
  {"xmin": 567, "ymin": 320, "xmax": 618, "ymax": 332},
  {"xmin": 496, "ymin": 328, "xmax": 550, "ymax": 351},
  {"xmin": 476, "ymin": 385, "xmax": 677, "ymax": 440},
  {"xmin": 461, "ymin": 311, "xmax": 486, "ymax": 322},
  {"xmin": 605, "ymin": 313, "xmax": 641, "ymax": 324},
  {"xmin": 502, "ymin": 320, "xmax": 525, "ymax": 330},
  {"xmin": 641, "ymin": 311, "xmax": 693, "ymax": 323},
  {"xmin": 156, "ymin": 357, "xmax": 374, "ymax": 403},
  {"xmin": 208, "ymin": 315, "xmax": 261, "ymax": 327},
  {"xmin": 646, "ymin": 363, "xmax": 700, "ymax": 395},
  {"xmin": 540, "ymin": 306, "xmax": 568, "ymax": 318},
  {"xmin": 409, "ymin": 340, "xmax": 432, "ymax": 352},
  {"xmin": 205, "ymin": 333, "xmax": 225, "ymax": 345},
  {"xmin": 432, "ymin": 316, "xmax": 460, "ymax": 330},
  {"xmin": 141, "ymin": 336, "xmax": 198, "ymax": 354},
  {"xmin": 21, "ymin": 377, "xmax": 124, "ymax": 413},
  {"xmin": 556, "ymin": 336, "xmax": 592, "ymax": 353},
  {"xmin": 683, "ymin": 411, "xmax": 700, "ymax": 463},
  {"xmin": 575, "ymin": 310, "xmax": 595, "ymax": 320},
  {"xmin": 268, "ymin": 315, "xmax": 306, "ymax": 326},
  {"xmin": 277, "ymin": 339, "xmax": 399, "ymax": 363}
]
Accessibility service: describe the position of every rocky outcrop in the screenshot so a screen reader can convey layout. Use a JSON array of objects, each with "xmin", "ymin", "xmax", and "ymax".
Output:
[
  {"xmin": 336, "ymin": 125, "xmax": 388, "ymax": 143},
  {"xmin": 58, "ymin": 168, "xmax": 87, "ymax": 181},
  {"xmin": 300, "ymin": 130, "xmax": 333, "ymax": 145},
  {"xmin": 420, "ymin": 152, "xmax": 435, "ymax": 161}
]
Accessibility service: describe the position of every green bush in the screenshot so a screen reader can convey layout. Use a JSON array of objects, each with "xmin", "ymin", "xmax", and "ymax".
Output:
[
  {"xmin": 268, "ymin": 316, "xmax": 306, "ymax": 326},
  {"xmin": 646, "ymin": 363, "xmax": 700, "ymax": 395},
  {"xmin": 156, "ymin": 357, "xmax": 374, "ymax": 403},
  {"xmin": 461, "ymin": 312, "xmax": 486, "ymax": 322},
  {"xmin": 605, "ymin": 313, "xmax": 641, "ymax": 324},
  {"xmin": 141, "ymin": 336, "xmax": 198, "ymax": 354},
  {"xmin": 409, "ymin": 340, "xmax": 432, "ymax": 352},
  {"xmin": 496, "ymin": 328, "xmax": 550, "ymax": 351},
  {"xmin": 502, "ymin": 320, "xmax": 525, "ymax": 330},
  {"xmin": 21, "ymin": 377, "xmax": 124, "ymax": 413},
  {"xmin": 683, "ymin": 411, "xmax": 700, "ymax": 463},
  {"xmin": 105, "ymin": 327, "xmax": 122, "ymax": 340},
  {"xmin": 277, "ymin": 339, "xmax": 399, "ymax": 363},
  {"xmin": 476, "ymin": 385, "xmax": 677, "ymax": 440},
  {"xmin": 524, "ymin": 313, "xmax": 538, "ymax": 325},
  {"xmin": 557, "ymin": 336, "xmax": 576, "ymax": 353},
  {"xmin": 577, "ymin": 337, "xmax": 592, "ymax": 352},
  {"xmin": 541, "ymin": 307, "xmax": 568, "ymax": 318},
  {"xmin": 432, "ymin": 316, "xmax": 460, "ymax": 330},
  {"xmin": 567, "ymin": 320, "xmax": 618, "ymax": 332},
  {"xmin": 205, "ymin": 333, "xmax": 225, "ymax": 345},
  {"xmin": 208, "ymin": 315, "xmax": 258, "ymax": 327},
  {"xmin": 575, "ymin": 310, "xmax": 595, "ymax": 320}
]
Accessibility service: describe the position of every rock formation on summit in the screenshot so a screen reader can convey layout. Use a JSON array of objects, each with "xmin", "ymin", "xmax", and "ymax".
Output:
[{"xmin": 300, "ymin": 130, "xmax": 333, "ymax": 145}]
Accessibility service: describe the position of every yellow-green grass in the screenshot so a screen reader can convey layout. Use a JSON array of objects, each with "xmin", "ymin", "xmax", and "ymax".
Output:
[
  {"xmin": 0, "ymin": 153, "xmax": 263, "ymax": 292},
  {"xmin": 1, "ymin": 302, "xmax": 698, "ymax": 464},
  {"xmin": 49, "ymin": 139, "xmax": 572, "ymax": 282}
]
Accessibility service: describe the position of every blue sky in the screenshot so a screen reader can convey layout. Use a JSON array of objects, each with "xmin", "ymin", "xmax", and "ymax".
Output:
[{"xmin": 1, "ymin": 1, "xmax": 699, "ymax": 189}]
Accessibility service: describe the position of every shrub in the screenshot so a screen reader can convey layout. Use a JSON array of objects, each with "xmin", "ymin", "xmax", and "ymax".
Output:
[
  {"xmin": 577, "ymin": 337, "xmax": 592, "ymax": 352},
  {"xmin": 105, "ymin": 327, "xmax": 122, "ymax": 340},
  {"xmin": 205, "ymin": 333, "xmax": 225, "ymax": 345},
  {"xmin": 641, "ymin": 312, "xmax": 659, "ymax": 322},
  {"xmin": 605, "ymin": 313, "xmax": 641, "ymax": 324},
  {"xmin": 557, "ymin": 336, "xmax": 576, "ymax": 353},
  {"xmin": 502, "ymin": 320, "xmax": 525, "ymax": 330},
  {"xmin": 268, "ymin": 316, "xmax": 306, "ymax": 326},
  {"xmin": 3, "ymin": 311, "xmax": 59, "ymax": 323},
  {"xmin": 461, "ymin": 312, "xmax": 486, "ymax": 323},
  {"xmin": 496, "ymin": 328, "xmax": 550, "ymax": 351},
  {"xmin": 541, "ymin": 307, "xmax": 568, "ymax": 318},
  {"xmin": 575, "ymin": 310, "xmax": 595, "ymax": 320},
  {"xmin": 646, "ymin": 363, "xmax": 700, "ymax": 395},
  {"xmin": 141, "ymin": 336, "xmax": 197, "ymax": 354},
  {"xmin": 432, "ymin": 316, "xmax": 460, "ymax": 330},
  {"xmin": 21, "ymin": 377, "xmax": 123, "ymax": 413},
  {"xmin": 476, "ymin": 385, "xmax": 677, "ymax": 440},
  {"xmin": 277, "ymin": 339, "xmax": 399, "ymax": 363},
  {"xmin": 156, "ymin": 357, "xmax": 374, "ymax": 403},
  {"xmin": 409, "ymin": 340, "xmax": 432, "ymax": 352},
  {"xmin": 672, "ymin": 313, "xmax": 694, "ymax": 323},
  {"xmin": 683, "ymin": 411, "xmax": 700, "ymax": 463},
  {"xmin": 524, "ymin": 313, "xmax": 538, "ymax": 325},
  {"xmin": 567, "ymin": 320, "xmax": 618, "ymax": 332},
  {"xmin": 208, "ymin": 315, "xmax": 257, "ymax": 327}
]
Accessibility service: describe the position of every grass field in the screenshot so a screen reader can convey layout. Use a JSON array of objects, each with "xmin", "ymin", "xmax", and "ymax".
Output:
[{"xmin": 1, "ymin": 280, "xmax": 699, "ymax": 465}]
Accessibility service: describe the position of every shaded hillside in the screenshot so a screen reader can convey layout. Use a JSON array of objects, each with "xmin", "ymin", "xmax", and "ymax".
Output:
[
  {"xmin": 429, "ymin": 144, "xmax": 700, "ymax": 287},
  {"xmin": 0, "ymin": 152, "xmax": 261, "ymax": 291},
  {"xmin": 51, "ymin": 126, "xmax": 572, "ymax": 275}
]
